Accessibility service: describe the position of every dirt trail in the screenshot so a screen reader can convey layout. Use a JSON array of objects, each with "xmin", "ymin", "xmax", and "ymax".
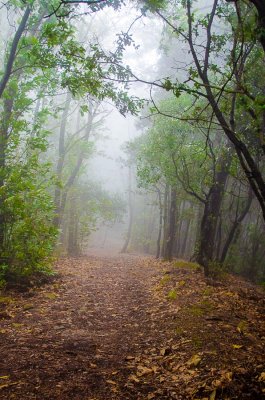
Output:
[
  {"xmin": 0, "ymin": 253, "xmax": 264, "ymax": 400},
  {"xmin": 0, "ymin": 254, "xmax": 170, "ymax": 400}
]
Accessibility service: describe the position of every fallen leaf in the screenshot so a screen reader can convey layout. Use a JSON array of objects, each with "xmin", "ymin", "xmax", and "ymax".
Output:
[
  {"xmin": 160, "ymin": 347, "xmax": 171, "ymax": 356},
  {"xmin": 187, "ymin": 354, "xmax": 201, "ymax": 367},
  {"xmin": 258, "ymin": 372, "xmax": 265, "ymax": 382},
  {"xmin": 129, "ymin": 374, "xmax": 140, "ymax": 383},
  {"xmin": 12, "ymin": 323, "xmax": 23, "ymax": 329},
  {"xmin": 137, "ymin": 365, "xmax": 153, "ymax": 376},
  {"xmin": 209, "ymin": 389, "xmax": 216, "ymax": 400},
  {"xmin": 0, "ymin": 382, "xmax": 20, "ymax": 390},
  {"xmin": 23, "ymin": 303, "xmax": 34, "ymax": 311},
  {"xmin": 44, "ymin": 292, "xmax": 58, "ymax": 300},
  {"xmin": 232, "ymin": 344, "xmax": 243, "ymax": 349},
  {"xmin": 106, "ymin": 380, "xmax": 117, "ymax": 385},
  {"xmin": 147, "ymin": 394, "xmax": 156, "ymax": 399}
]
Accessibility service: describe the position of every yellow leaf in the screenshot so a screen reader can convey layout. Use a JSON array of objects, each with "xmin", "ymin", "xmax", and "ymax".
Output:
[
  {"xmin": 237, "ymin": 321, "xmax": 248, "ymax": 334},
  {"xmin": 12, "ymin": 323, "xmax": 23, "ymax": 329},
  {"xmin": 232, "ymin": 344, "xmax": 243, "ymax": 349},
  {"xmin": 45, "ymin": 292, "xmax": 58, "ymax": 300},
  {"xmin": 23, "ymin": 303, "xmax": 34, "ymax": 311},
  {"xmin": 209, "ymin": 389, "xmax": 216, "ymax": 400},
  {"xmin": 187, "ymin": 354, "xmax": 201, "ymax": 367},
  {"xmin": 225, "ymin": 372, "xmax": 233, "ymax": 381},
  {"xmin": 0, "ymin": 376, "xmax": 9, "ymax": 380},
  {"xmin": 258, "ymin": 372, "xmax": 265, "ymax": 382},
  {"xmin": 0, "ymin": 382, "xmax": 19, "ymax": 390}
]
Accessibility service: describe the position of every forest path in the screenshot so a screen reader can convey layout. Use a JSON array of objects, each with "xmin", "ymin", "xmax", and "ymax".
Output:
[
  {"xmin": 0, "ymin": 254, "xmax": 173, "ymax": 400},
  {"xmin": 0, "ymin": 254, "xmax": 264, "ymax": 400}
]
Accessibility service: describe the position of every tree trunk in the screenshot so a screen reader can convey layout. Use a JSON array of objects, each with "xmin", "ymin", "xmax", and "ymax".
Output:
[
  {"xmin": 0, "ymin": 94, "xmax": 15, "ymax": 255},
  {"xmin": 161, "ymin": 184, "xmax": 169, "ymax": 258},
  {"xmin": 121, "ymin": 165, "xmax": 133, "ymax": 253},
  {"xmin": 196, "ymin": 155, "xmax": 230, "ymax": 275},
  {"xmin": 0, "ymin": 7, "xmax": 31, "ymax": 99},
  {"xmin": 156, "ymin": 188, "xmax": 163, "ymax": 258},
  {"xmin": 186, "ymin": 0, "xmax": 265, "ymax": 222},
  {"xmin": 164, "ymin": 187, "xmax": 177, "ymax": 261},
  {"xmin": 220, "ymin": 187, "xmax": 253, "ymax": 263},
  {"xmin": 67, "ymin": 195, "xmax": 79, "ymax": 256},
  {"xmin": 53, "ymin": 92, "xmax": 72, "ymax": 228},
  {"xmin": 181, "ymin": 215, "xmax": 191, "ymax": 258}
]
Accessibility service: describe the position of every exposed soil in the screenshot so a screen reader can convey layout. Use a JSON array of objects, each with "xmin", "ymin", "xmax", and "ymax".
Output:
[{"xmin": 0, "ymin": 254, "xmax": 264, "ymax": 399}]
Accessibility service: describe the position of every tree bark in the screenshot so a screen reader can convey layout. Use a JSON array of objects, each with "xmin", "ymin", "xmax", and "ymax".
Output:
[
  {"xmin": 220, "ymin": 187, "xmax": 253, "ymax": 263},
  {"xmin": 181, "ymin": 213, "xmax": 191, "ymax": 258},
  {"xmin": 121, "ymin": 165, "xmax": 133, "ymax": 253},
  {"xmin": 0, "ymin": 94, "xmax": 15, "ymax": 255},
  {"xmin": 53, "ymin": 92, "xmax": 72, "ymax": 228},
  {"xmin": 164, "ymin": 187, "xmax": 177, "ymax": 261},
  {"xmin": 0, "ymin": 6, "xmax": 31, "ymax": 99},
  {"xmin": 155, "ymin": 188, "xmax": 163, "ymax": 258},
  {"xmin": 226, "ymin": 0, "xmax": 265, "ymax": 52},
  {"xmin": 161, "ymin": 184, "xmax": 169, "ymax": 258},
  {"xmin": 67, "ymin": 195, "xmax": 79, "ymax": 256},
  {"xmin": 185, "ymin": 0, "xmax": 265, "ymax": 222},
  {"xmin": 196, "ymin": 154, "xmax": 231, "ymax": 275}
]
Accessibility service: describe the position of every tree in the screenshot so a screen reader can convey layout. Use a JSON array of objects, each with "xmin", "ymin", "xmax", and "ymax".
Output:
[{"xmin": 0, "ymin": 0, "xmax": 142, "ymax": 282}]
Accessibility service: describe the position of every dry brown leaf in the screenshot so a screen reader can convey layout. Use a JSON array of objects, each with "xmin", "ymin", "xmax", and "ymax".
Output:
[
  {"xmin": 129, "ymin": 374, "xmax": 140, "ymax": 383},
  {"xmin": 258, "ymin": 372, "xmax": 265, "ymax": 382},
  {"xmin": 137, "ymin": 365, "xmax": 154, "ymax": 376},
  {"xmin": 106, "ymin": 380, "xmax": 117, "ymax": 385}
]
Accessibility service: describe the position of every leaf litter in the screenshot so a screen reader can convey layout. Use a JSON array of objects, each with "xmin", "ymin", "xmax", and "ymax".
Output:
[{"xmin": 0, "ymin": 254, "xmax": 264, "ymax": 399}]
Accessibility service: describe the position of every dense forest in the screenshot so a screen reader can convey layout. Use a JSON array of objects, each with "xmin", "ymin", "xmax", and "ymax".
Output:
[
  {"xmin": 0, "ymin": 0, "xmax": 264, "ymax": 284},
  {"xmin": 0, "ymin": 1, "xmax": 265, "ymax": 399}
]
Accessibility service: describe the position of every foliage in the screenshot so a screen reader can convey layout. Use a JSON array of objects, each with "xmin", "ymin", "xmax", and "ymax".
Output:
[{"xmin": 0, "ymin": 106, "xmax": 57, "ymax": 280}]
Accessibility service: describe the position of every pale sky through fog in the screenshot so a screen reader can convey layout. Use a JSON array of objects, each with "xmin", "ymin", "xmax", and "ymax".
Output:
[{"xmin": 84, "ymin": 6, "xmax": 163, "ymax": 193}]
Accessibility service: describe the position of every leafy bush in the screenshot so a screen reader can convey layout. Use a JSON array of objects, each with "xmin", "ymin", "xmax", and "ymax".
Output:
[{"xmin": 0, "ymin": 122, "xmax": 58, "ymax": 282}]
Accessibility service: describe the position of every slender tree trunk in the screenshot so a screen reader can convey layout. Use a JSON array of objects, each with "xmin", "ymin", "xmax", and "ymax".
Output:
[
  {"xmin": 54, "ymin": 99, "xmax": 95, "ymax": 229},
  {"xmin": 196, "ymin": 154, "xmax": 231, "ymax": 275},
  {"xmin": 121, "ymin": 165, "xmax": 133, "ymax": 253},
  {"xmin": 53, "ymin": 92, "xmax": 72, "ymax": 228},
  {"xmin": 215, "ymin": 217, "xmax": 222, "ymax": 261},
  {"xmin": 144, "ymin": 203, "xmax": 156, "ymax": 253},
  {"xmin": 164, "ymin": 187, "xmax": 177, "ymax": 261},
  {"xmin": 156, "ymin": 188, "xmax": 163, "ymax": 258},
  {"xmin": 0, "ymin": 94, "xmax": 15, "ymax": 255},
  {"xmin": 181, "ymin": 216, "xmax": 191, "ymax": 258},
  {"xmin": 67, "ymin": 195, "xmax": 79, "ymax": 256},
  {"xmin": 175, "ymin": 200, "xmax": 186, "ymax": 257},
  {"xmin": 0, "ymin": 7, "xmax": 31, "ymax": 99},
  {"xmin": 220, "ymin": 187, "xmax": 253, "ymax": 263},
  {"xmin": 186, "ymin": 0, "xmax": 265, "ymax": 222},
  {"xmin": 161, "ymin": 184, "xmax": 169, "ymax": 258}
]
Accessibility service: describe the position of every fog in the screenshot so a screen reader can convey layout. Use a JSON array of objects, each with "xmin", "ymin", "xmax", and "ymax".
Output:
[
  {"xmin": 1, "ymin": 1, "xmax": 264, "ymax": 282},
  {"xmin": 79, "ymin": 7, "xmax": 164, "ymax": 253}
]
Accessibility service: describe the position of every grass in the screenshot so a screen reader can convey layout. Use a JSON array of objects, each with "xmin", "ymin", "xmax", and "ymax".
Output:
[
  {"xmin": 167, "ymin": 288, "xmax": 178, "ymax": 301},
  {"xmin": 174, "ymin": 260, "xmax": 201, "ymax": 271},
  {"xmin": 159, "ymin": 274, "xmax": 171, "ymax": 286},
  {"xmin": 0, "ymin": 296, "xmax": 13, "ymax": 304}
]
